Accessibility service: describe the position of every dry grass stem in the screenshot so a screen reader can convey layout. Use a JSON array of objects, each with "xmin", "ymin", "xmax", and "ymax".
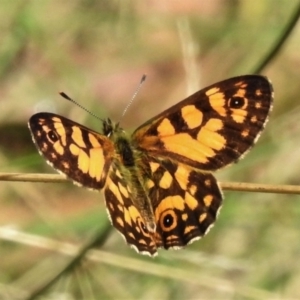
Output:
[{"xmin": 1, "ymin": 172, "xmax": 299, "ymax": 195}]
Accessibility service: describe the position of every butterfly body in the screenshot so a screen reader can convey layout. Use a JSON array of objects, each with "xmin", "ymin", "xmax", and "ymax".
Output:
[{"xmin": 29, "ymin": 75, "xmax": 273, "ymax": 256}]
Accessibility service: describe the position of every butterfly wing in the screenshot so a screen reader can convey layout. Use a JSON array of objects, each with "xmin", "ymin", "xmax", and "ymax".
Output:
[
  {"xmin": 142, "ymin": 156, "xmax": 222, "ymax": 250},
  {"xmin": 132, "ymin": 75, "xmax": 273, "ymax": 171},
  {"xmin": 29, "ymin": 113, "xmax": 115, "ymax": 189},
  {"xmin": 104, "ymin": 162, "xmax": 158, "ymax": 256}
]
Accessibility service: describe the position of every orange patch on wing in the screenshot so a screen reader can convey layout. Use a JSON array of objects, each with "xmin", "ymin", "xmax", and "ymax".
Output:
[
  {"xmin": 203, "ymin": 195, "xmax": 213, "ymax": 207},
  {"xmin": 185, "ymin": 192, "xmax": 198, "ymax": 210},
  {"xmin": 124, "ymin": 208, "xmax": 132, "ymax": 226},
  {"xmin": 89, "ymin": 148, "xmax": 104, "ymax": 180},
  {"xmin": 241, "ymin": 129, "xmax": 249, "ymax": 137},
  {"xmin": 255, "ymin": 102, "xmax": 262, "ymax": 109},
  {"xmin": 235, "ymin": 81, "xmax": 247, "ymax": 88},
  {"xmin": 204, "ymin": 179, "xmax": 211, "ymax": 187},
  {"xmin": 116, "ymin": 217, "xmax": 124, "ymax": 227},
  {"xmin": 207, "ymin": 91, "xmax": 226, "ymax": 116},
  {"xmin": 88, "ymin": 133, "xmax": 101, "ymax": 147},
  {"xmin": 181, "ymin": 105, "xmax": 203, "ymax": 129},
  {"xmin": 50, "ymin": 152, "xmax": 57, "ymax": 159},
  {"xmin": 72, "ymin": 126, "xmax": 86, "ymax": 148},
  {"xmin": 41, "ymin": 142, "xmax": 48, "ymax": 151},
  {"xmin": 78, "ymin": 150, "xmax": 90, "ymax": 173},
  {"xmin": 146, "ymin": 179, "xmax": 155, "ymax": 189},
  {"xmin": 199, "ymin": 213, "xmax": 207, "ymax": 223},
  {"xmin": 174, "ymin": 165, "xmax": 190, "ymax": 190},
  {"xmin": 69, "ymin": 143, "xmax": 80, "ymax": 155},
  {"xmin": 255, "ymin": 89, "xmax": 262, "ymax": 96},
  {"xmin": 88, "ymin": 148, "xmax": 105, "ymax": 181},
  {"xmin": 107, "ymin": 178, "xmax": 124, "ymax": 204},
  {"xmin": 251, "ymin": 116, "xmax": 257, "ymax": 123},
  {"xmin": 233, "ymin": 88, "xmax": 246, "ymax": 101},
  {"xmin": 205, "ymin": 87, "xmax": 220, "ymax": 96},
  {"xmin": 159, "ymin": 171, "xmax": 173, "ymax": 189},
  {"xmin": 162, "ymin": 133, "xmax": 212, "ymax": 163},
  {"xmin": 231, "ymin": 109, "xmax": 247, "ymax": 123},
  {"xmin": 184, "ymin": 226, "xmax": 196, "ymax": 234},
  {"xmin": 53, "ymin": 141, "xmax": 64, "ymax": 155},
  {"xmin": 197, "ymin": 120, "xmax": 226, "ymax": 151},
  {"xmin": 149, "ymin": 162, "xmax": 160, "ymax": 173},
  {"xmin": 189, "ymin": 184, "xmax": 197, "ymax": 196},
  {"xmin": 155, "ymin": 196, "xmax": 185, "ymax": 220},
  {"xmin": 138, "ymin": 239, "xmax": 147, "ymax": 245},
  {"xmin": 118, "ymin": 182, "xmax": 129, "ymax": 198},
  {"xmin": 62, "ymin": 161, "xmax": 70, "ymax": 169},
  {"xmin": 204, "ymin": 118, "xmax": 223, "ymax": 131},
  {"xmin": 128, "ymin": 205, "xmax": 140, "ymax": 222},
  {"xmin": 157, "ymin": 118, "xmax": 175, "ymax": 136},
  {"xmin": 53, "ymin": 119, "xmax": 67, "ymax": 146},
  {"xmin": 115, "ymin": 169, "xmax": 122, "ymax": 178},
  {"xmin": 182, "ymin": 213, "xmax": 188, "ymax": 221}
]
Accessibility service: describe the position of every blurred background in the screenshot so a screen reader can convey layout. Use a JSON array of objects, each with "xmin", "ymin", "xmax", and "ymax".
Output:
[{"xmin": 1, "ymin": 1, "xmax": 300, "ymax": 299}]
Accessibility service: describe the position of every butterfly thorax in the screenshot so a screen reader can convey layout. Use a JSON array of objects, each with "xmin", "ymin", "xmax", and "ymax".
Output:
[
  {"xmin": 103, "ymin": 118, "xmax": 156, "ymax": 233},
  {"xmin": 102, "ymin": 118, "xmax": 134, "ymax": 166}
]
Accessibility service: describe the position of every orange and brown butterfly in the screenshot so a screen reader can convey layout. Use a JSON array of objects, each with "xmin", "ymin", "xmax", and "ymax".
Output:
[{"xmin": 28, "ymin": 75, "xmax": 273, "ymax": 256}]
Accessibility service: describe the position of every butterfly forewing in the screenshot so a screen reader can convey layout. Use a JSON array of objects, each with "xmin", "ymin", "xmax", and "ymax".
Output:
[
  {"xmin": 29, "ymin": 113, "xmax": 114, "ymax": 189},
  {"xmin": 133, "ymin": 75, "xmax": 273, "ymax": 171}
]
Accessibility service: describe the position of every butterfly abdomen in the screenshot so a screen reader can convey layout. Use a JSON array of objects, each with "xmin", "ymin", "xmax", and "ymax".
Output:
[{"xmin": 111, "ymin": 133, "xmax": 156, "ymax": 231}]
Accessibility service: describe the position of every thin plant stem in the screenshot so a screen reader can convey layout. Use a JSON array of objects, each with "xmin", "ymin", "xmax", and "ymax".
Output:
[
  {"xmin": 1, "ymin": 172, "xmax": 300, "ymax": 195},
  {"xmin": 253, "ymin": 2, "xmax": 300, "ymax": 74}
]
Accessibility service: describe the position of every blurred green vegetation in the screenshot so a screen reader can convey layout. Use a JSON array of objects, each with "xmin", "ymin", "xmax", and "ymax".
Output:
[{"xmin": 1, "ymin": 1, "xmax": 300, "ymax": 299}]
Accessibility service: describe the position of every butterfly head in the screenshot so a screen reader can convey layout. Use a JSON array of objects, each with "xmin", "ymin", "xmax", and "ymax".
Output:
[{"xmin": 102, "ymin": 118, "xmax": 124, "ymax": 138}]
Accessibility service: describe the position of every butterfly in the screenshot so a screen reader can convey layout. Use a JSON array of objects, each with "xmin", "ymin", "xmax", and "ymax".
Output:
[{"xmin": 28, "ymin": 75, "xmax": 273, "ymax": 256}]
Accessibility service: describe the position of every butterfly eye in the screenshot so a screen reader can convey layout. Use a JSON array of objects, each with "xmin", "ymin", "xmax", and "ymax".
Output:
[
  {"xmin": 47, "ymin": 130, "xmax": 59, "ymax": 143},
  {"xmin": 228, "ymin": 96, "xmax": 245, "ymax": 109}
]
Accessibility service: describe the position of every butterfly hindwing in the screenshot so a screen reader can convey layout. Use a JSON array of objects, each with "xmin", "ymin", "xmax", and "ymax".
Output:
[
  {"xmin": 144, "ymin": 157, "xmax": 222, "ymax": 250},
  {"xmin": 104, "ymin": 163, "xmax": 157, "ymax": 255},
  {"xmin": 133, "ymin": 75, "xmax": 273, "ymax": 171},
  {"xmin": 29, "ymin": 113, "xmax": 114, "ymax": 189}
]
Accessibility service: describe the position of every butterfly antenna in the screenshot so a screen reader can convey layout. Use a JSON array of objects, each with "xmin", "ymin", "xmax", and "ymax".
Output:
[
  {"xmin": 120, "ymin": 74, "xmax": 146, "ymax": 120},
  {"xmin": 59, "ymin": 92, "xmax": 103, "ymax": 122}
]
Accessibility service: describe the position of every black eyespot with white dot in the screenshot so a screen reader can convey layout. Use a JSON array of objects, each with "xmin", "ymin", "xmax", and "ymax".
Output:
[
  {"xmin": 163, "ymin": 214, "xmax": 174, "ymax": 228},
  {"xmin": 160, "ymin": 210, "xmax": 177, "ymax": 231},
  {"xmin": 228, "ymin": 96, "xmax": 245, "ymax": 109},
  {"xmin": 47, "ymin": 130, "xmax": 59, "ymax": 143}
]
